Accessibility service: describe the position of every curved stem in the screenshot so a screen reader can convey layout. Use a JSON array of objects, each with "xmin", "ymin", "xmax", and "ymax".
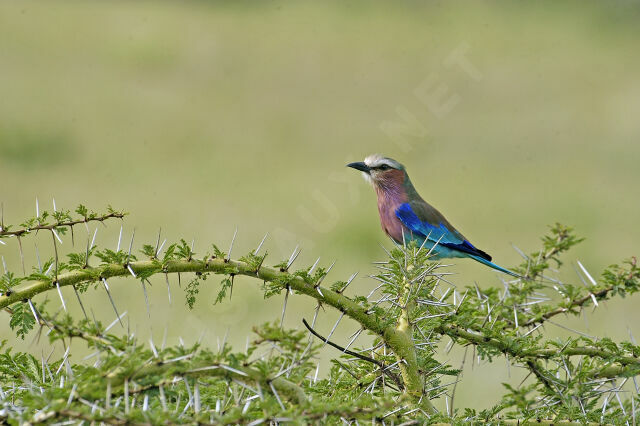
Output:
[
  {"xmin": 0, "ymin": 212, "xmax": 125, "ymax": 238},
  {"xmin": 523, "ymin": 286, "xmax": 613, "ymax": 327},
  {"xmin": 0, "ymin": 258, "xmax": 381, "ymax": 338},
  {"xmin": 0, "ymin": 256, "xmax": 437, "ymax": 413},
  {"xmin": 117, "ymin": 361, "xmax": 309, "ymax": 408},
  {"xmin": 302, "ymin": 318, "xmax": 405, "ymax": 390},
  {"xmin": 436, "ymin": 323, "xmax": 640, "ymax": 376}
]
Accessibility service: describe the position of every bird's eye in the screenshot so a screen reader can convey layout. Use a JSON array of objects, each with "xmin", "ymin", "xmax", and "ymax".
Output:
[{"xmin": 379, "ymin": 164, "xmax": 390, "ymax": 170}]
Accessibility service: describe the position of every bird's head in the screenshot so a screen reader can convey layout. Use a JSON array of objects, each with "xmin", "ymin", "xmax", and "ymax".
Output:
[{"xmin": 347, "ymin": 154, "xmax": 406, "ymax": 189}]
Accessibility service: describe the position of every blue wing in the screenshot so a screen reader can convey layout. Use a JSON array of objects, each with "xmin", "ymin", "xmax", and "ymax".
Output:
[
  {"xmin": 395, "ymin": 201, "xmax": 521, "ymax": 277},
  {"xmin": 395, "ymin": 202, "xmax": 492, "ymax": 261}
]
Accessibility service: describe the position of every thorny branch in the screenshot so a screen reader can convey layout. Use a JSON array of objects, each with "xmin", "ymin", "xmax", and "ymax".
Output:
[
  {"xmin": 302, "ymin": 318, "xmax": 404, "ymax": 390},
  {"xmin": 0, "ymin": 210, "xmax": 125, "ymax": 238},
  {"xmin": 1, "ymin": 207, "xmax": 639, "ymax": 424}
]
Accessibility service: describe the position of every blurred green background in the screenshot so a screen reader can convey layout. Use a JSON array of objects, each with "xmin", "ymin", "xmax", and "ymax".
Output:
[{"xmin": 1, "ymin": 0, "xmax": 639, "ymax": 410}]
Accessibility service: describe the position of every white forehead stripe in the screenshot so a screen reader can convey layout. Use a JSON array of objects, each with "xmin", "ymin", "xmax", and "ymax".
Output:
[{"xmin": 364, "ymin": 154, "xmax": 401, "ymax": 169}]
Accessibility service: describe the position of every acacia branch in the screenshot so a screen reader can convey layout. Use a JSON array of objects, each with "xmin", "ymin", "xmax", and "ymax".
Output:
[
  {"xmin": 3, "ymin": 306, "xmax": 112, "ymax": 349},
  {"xmin": 0, "ymin": 211, "xmax": 126, "ymax": 238},
  {"xmin": 5, "ymin": 232, "xmax": 635, "ymax": 420},
  {"xmin": 0, "ymin": 258, "xmax": 386, "ymax": 334},
  {"xmin": 4, "ymin": 256, "xmax": 637, "ymax": 384},
  {"xmin": 523, "ymin": 286, "xmax": 614, "ymax": 327},
  {"xmin": 302, "ymin": 318, "xmax": 404, "ymax": 390},
  {"xmin": 0, "ymin": 256, "xmax": 435, "ymax": 411},
  {"xmin": 436, "ymin": 323, "xmax": 640, "ymax": 376},
  {"xmin": 112, "ymin": 360, "xmax": 309, "ymax": 407}
]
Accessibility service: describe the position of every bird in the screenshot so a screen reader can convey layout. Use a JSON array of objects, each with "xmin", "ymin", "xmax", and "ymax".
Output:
[{"xmin": 347, "ymin": 154, "xmax": 520, "ymax": 277}]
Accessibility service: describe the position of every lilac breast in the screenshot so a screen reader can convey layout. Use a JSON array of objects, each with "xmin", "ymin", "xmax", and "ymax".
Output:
[{"xmin": 376, "ymin": 187, "xmax": 407, "ymax": 244}]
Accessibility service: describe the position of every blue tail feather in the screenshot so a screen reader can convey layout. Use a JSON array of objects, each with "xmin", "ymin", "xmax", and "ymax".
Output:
[{"xmin": 469, "ymin": 254, "xmax": 521, "ymax": 278}]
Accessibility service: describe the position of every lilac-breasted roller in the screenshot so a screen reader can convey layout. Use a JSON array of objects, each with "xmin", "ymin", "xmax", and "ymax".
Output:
[{"xmin": 348, "ymin": 154, "xmax": 519, "ymax": 277}]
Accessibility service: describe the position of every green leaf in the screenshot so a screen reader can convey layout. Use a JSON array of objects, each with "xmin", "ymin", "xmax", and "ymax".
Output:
[
  {"xmin": 214, "ymin": 277, "xmax": 233, "ymax": 305},
  {"xmin": 141, "ymin": 244, "xmax": 156, "ymax": 258},
  {"xmin": 211, "ymin": 244, "xmax": 225, "ymax": 259},
  {"xmin": 177, "ymin": 239, "xmax": 194, "ymax": 260},
  {"xmin": 75, "ymin": 204, "xmax": 88, "ymax": 218},
  {"xmin": 0, "ymin": 271, "xmax": 22, "ymax": 291},
  {"xmin": 185, "ymin": 274, "xmax": 207, "ymax": 309},
  {"xmin": 95, "ymin": 248, "xmax": 132, "ymax": 264},
  {"xmin": 9, "ymin": 303, "xmax": 36, "ymax": 339}
]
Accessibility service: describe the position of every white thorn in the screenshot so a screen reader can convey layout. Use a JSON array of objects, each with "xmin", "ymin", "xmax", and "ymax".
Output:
[
  {"xmin": 165, "ymin": 274, "xmax": 172, "ymax": 305},
  {"xmin": 117, "ymin": 226, "xmax": 123, "ymax": 252},
  {"xmin": 255, "ymin": 232, "xmax": 268, "ymax": 255},
  {"xmin": 577, "ymin": 260, "xmax": 598, "ymax": 287},
  {"xmin": 105, "ymin": 311, "xmax": 127, "ymax": 333},
  {"xmin": 127, "ymin": 228, "xmax": 135, "ymax": 260},
  {"xmin": 28, "ymin": 299, "xmax": 39, "ymax": 323},
  {"xmin": 322, "ymin": 312, "xmax": 344, "ymax": 348},
  {"xmin": 157, "ymin": 239, "xmax": 167, "ymax": 257},
  {"xmin": 280, "ymin": 288, "xmax": 289, "ymax": 329},
  {"xmin": 90, "ymin": 227, "xmax": 98, "ymax": 248},
  {"xmin": 286, "ymin": 245, "xmax": 301, "ymax": 269},
  {"xmin": 149, "ymin": 338, "xmax": 158, "ymax": 358},
  {"xmin": 141, "ymin": 280, "xmax": 151, "ymax": 319},
  {"xmin": 227, "ymin": 227, "xmax": 237, "ymax": 260},
  {"xmin": 309, "ymin": 257, "xmax": 321, "ymax": 274},
  {"xmin": 194, "ymin": 382, "xmax": 201, "ymax": 413},
  {"xmin": 56, "ymin": 282, "xmax": 67, "ymax": 312},
  {"xmin": 52, "ymin": 228, "xmax": 63, "ymax": 245},
  {"xmin": 127, "ymin": 264, "xmax": 137, "ymax": 278}
]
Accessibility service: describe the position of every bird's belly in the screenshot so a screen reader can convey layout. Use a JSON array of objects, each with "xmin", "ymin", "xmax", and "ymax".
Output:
[{"xmin": 380, "ymin": 211, "xmax": 405, "ymax": 243}]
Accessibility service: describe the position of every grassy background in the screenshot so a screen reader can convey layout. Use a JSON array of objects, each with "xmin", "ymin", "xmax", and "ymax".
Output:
[{"xmin": 1, "ymin": 0, "xmax": 639, "ymax": 410}]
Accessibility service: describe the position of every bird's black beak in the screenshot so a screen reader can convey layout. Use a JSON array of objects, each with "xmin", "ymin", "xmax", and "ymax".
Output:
[{"xmin": 347, "ymin": 162, "xmax": 370, "ymax": 173}]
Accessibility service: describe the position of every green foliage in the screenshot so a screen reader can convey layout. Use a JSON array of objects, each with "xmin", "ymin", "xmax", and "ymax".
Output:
[
  {"xmin": 1, "ymin": 205, "xmax": 639, "ymax": 424},
  {"xmin": 0, "ymin": 340, "xmax": 41, "ymax": 382},
  {"xmin": 0, "ymin": 271, "xmax": 22, "ymax": 291},
  {"xmin": 329, "ymin": 280, "xmax": 347, "ymax": 292},
  {"xmin": 239, "ymin": 251, "xmax": 267, "ymax": 272},
  {"xmin": 176, "ymin": 239, "xmax": 195, "ymax": 260},
  {"xmin": 214, "ymin": 276, "xmax": 233, "ymax": 305},
  {"xmin": 514, "ymin": 222, "xmax": 584, "ymax": 279},
  {"xmin": 95, "ymin": 248, "xmax": 134, "ymax": 265},
  {"xmin": 24, "ymin": 259, "xmax": 55, "ymax": 283},
  {"xmin": 184, "ymin": 273, "xmax": 208, "ymax": 309},
  {"xmin": 8, "ymin": 302, "xmax": 36, "ymax": 339},
  {"xmin": 67, "ymin": 246, "xmax": 96, "ymax": 269},
  {"xmin": 140, "ymin": 244, "xmax": 156, "ymax": 258},
  {"xmin": 262, "ymin": 280, "xmax": 285, "ymax": 299},
  {"xmin": 210, "ymin": 243, "xmax": 226, "ymax": 259}
]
